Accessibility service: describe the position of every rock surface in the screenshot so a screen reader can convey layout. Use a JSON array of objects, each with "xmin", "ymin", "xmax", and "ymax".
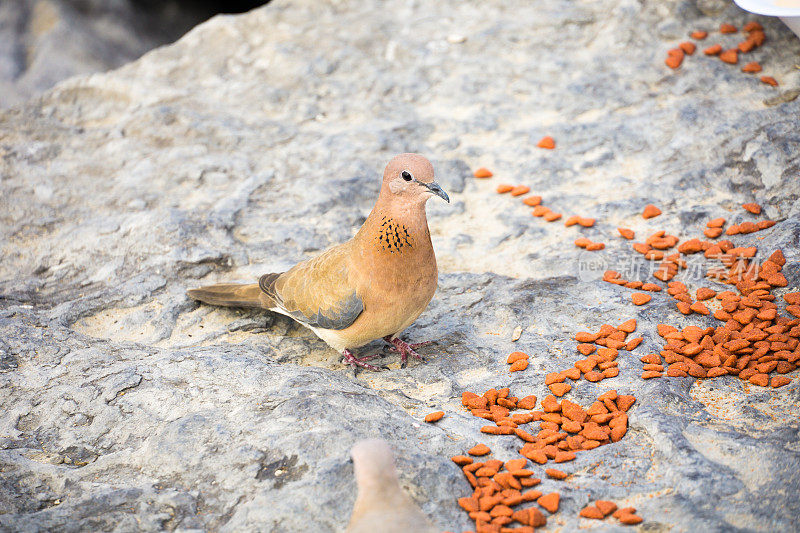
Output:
[
  {"xmin": 1, "ymin": 0, "xmax": 799, "ymax": 531},
  {"xmin": 0, "ymin": 0, "xmax": 218, "ymax": 108}
]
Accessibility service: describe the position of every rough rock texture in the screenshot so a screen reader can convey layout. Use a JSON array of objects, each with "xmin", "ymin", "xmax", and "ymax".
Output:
[
  {"xmin": 1, "ymin": 0, "xmax": 799, "ymax": 531},
  {"xmin": 0, "ymin": 0, "xmax": 215, "ymax": 108}
]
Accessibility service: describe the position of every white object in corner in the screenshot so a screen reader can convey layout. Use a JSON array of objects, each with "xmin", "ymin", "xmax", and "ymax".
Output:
[{"xmin": 733, "ymin": 0, "xmax": 800, "ymax": 39}]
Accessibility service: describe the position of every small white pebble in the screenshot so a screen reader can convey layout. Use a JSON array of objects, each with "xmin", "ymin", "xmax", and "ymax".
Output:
[{"xmin": 447, "ymin": 34, "xmax": 467, "ymax": 44}]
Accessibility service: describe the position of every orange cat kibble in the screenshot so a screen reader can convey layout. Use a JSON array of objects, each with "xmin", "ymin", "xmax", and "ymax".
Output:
[
  {"xmin": 618, "ymin": 228, "xmax": 635, "ymax": 240},
  {"xmin": 642, "ymin": 204, "xmax": 661, "ymax": 219},
  {"xmin": 510, "ymin": 359, "xmax": 529, "ymax": 372},
  {"xmin": 537, "ymin": 492, "xmax": 560, "ymax": 513},
  {"xmin": 473, "ymin": 167, "xmax": 493, "ymax": 178},
  {"xmin": 632, "ymin": 293, "xmax": 652, "ymax": 305},
  {"xmin": 704, "ymin": 44, "xmax": 722, "ymax": 55},
  {"xmin": 744, "ymin": 21, "xmax": 763, "ymax": 32},
  {"xmin": 665, "ymin": 53, "xmax": 683, "ymax": 69},
  {"xmin": 545, "ymin": 469, "xmax": 568, "ymax": 480},
  {"xmin": 511, "ymin": 185, "xmax": 530, "ymax": 196},
  {"xmin": 424, "ymin": 411, "xmax": 444, "ymax": 423},
  {"xmin": 537, "ymin": 136, "xmax": 556, "ymax": 149},
  {"xmin": 580, "ymin": 506, "xmax": 605, "ymax": 519},
  {"xmin": 742, "ymin": 202, "xmax": 761, "ymax": 214},
  {"xmin": 548, "ymin": 382, "xmax": 571, "ymax": 396},
  {"xmin": 741, "ymin": 62, "xmax": 761, "ymax": 73},
  {"xmin": 496, "ymin": 184, "xmax": 514, "ymax": 193},
  {"xmin": 468, "ymin": 444, "xmax": 491, "ymax": 456},
  {"xmin": 523, "ymin": 195, "xmax": 542, "ymax": 206},
  {"xmin": 507, "ymin": 351, "xmax": 529, "ymax": 364},
  {"xmin": 719, "ymin": 49, "xmax": 738, "ymax": 64}
]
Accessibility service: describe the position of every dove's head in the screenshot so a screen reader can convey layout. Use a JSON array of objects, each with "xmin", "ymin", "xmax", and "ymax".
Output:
[{"xmin": 381, "ymin": 153, "xmax": 449, "ymax": 206}]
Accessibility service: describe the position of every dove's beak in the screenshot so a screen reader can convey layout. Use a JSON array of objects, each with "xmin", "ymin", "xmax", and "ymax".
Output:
[{"xmin": 423, "ymin": 181, "xmax": 450, "ymax": 203}]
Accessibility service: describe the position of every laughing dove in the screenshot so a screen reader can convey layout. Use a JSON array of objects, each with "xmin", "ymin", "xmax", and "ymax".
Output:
[
  {"xmin": 187, "ymin": 153, "xmax": 449, "ymax": 369},
  {"xmin": 346, "ymin": 439, "xmax": 437, "ymax": 533}
]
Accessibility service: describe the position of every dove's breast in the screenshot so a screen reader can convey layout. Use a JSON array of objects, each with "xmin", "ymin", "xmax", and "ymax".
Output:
[{"xmin": 317, "ymin": 215, "xmax": 438, "ymax": 351}]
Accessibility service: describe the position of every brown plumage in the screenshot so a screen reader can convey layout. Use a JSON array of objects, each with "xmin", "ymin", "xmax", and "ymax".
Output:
[
  {"xmin": 187, "ymin": 153, "xmax": 449, "ymax": 369},
  {"xmin": 346, "ymin": 439, "xmax": 437, "ymax": 533}
]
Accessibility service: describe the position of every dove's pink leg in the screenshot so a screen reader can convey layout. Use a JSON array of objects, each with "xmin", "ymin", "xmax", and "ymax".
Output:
[
  {"xmin": 384, "ymin": 336, "xmax": 431, "ymax": 364},
  {"xmin": 342, "ymin": 349, "xmax": 382, "ymax": 371}
]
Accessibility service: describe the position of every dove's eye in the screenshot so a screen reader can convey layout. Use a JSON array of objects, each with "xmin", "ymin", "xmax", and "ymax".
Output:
[{"xmin": 401, "ymin": 170, "xmax": 413, "ymax": 181}]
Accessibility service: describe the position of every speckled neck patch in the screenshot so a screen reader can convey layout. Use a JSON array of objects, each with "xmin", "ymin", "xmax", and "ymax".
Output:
[{"xmin": 376, "ymin": 216, "xmax": 413, "ymax": 253}]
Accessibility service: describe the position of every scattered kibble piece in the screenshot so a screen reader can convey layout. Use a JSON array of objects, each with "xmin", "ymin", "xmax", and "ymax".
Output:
[
  {"xmin": 679, "ymin": 41, "xmax": 696, "ymax": 55},
  {"xmin": 665, "ymin": 52, "xmax": 683, "ymax": 69},
  {"xmin": 772, "ymin": 376, "xmax": 792, "ymax": 388},
  {"xmin": 738, "ymin": 39, "xmax": 755, "ymax": 53},
  {"xmin": 690, "ymin": 30, "xmax": 708, "ymax": 39},
  {"xmin": 642, "ymin": 204, "xmax": 661, "ymax": 219},
  {"xmin": 749, "ymin": 30, "xmax": 766, "ymax": 46},
  {"xmin": 548, "ymin": 382, "xmax": 571, "ymax": 396},
  {"xmin": 741, "ymin": 62, "xmax": 761, "ymax": 73},
  {"xmin": 613, "ymin": 507, "xmax": 636, "ymax": 519},
  {"xmin": 618, "ymin": 228, "xmax": 634, "ymax": 240},
  {"xmin": 580, "ymin": 505, "xmax": 605, "ymax": 519},
  {"xmin": 719, "ymin": 49, "xmax": 738, "ymax": 64},
  {"xmin": 544, "ymin": 211, "xmax": 562, "ymax": 222},
  {"xmin": 468, "ymin": 444, "xmax": 490, "ymax": 456},
  {"xmin": 424, "ymin": 411, "xmax": 444, "ymax": 423},
  {"xmin": 720, "ymin": 23, "xmax": 737, "ymax": 34},
  {"xmin": 596, "ymin": 500, "xmax": 618, "ymax": 516},
  {"xmin": 704, "ymin": 44, "xmax": 722, "ymax": 55},
  {"xmin": 510, "ymin": 359, "xmax": 529, "ymax": 372},
  {"xmin": 523, "ymin": 195, "xmax": 542, "ymax": 206},
  {"xmin": 696, "ymin": 287, "xmax": 716, "ymax": 300},
  {"xmin": 632, "ymin": 293, "xmax": 652, "ymax": 305},
  {"xmin": 537, "ymin": 136, "xmax": 556, "ymax": 149},
  {"xmin": 511, "ymin": 185, "xmax": 530, "ymax": 196},
  {"xmin": 760, "ymin": 76, "xmax": 778, "ymax": 86},
  {"xmin": 507, "ymin": 351, "xmax": 529, "ymax": 364},
  {"xmin": 743, "ymin": 21, "xmax": 763, "ymax": 32},
  {"xmin": 545, "ymin": 469, "xmax": 568, "ymax": 480},
  {"xmin": 496, "ymin": 184, "xmax": 514, "ymax": 193},
  {"xmin": 742, "ymin": 202, "xmax": 761, "ymax": 214},
  {"xmin": 473, "ymin": 167, "xmax": 493, "ymax": 178},
  {"xmin": 618, "ymin": 512, "xmax": 644, "ymax": 525},
  {"xmin": 537, "ymin": 492, "xmax": 560, "ymax": 513}
]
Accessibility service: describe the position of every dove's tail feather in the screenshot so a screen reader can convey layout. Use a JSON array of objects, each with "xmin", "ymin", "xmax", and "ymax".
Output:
[{"xmin": 186, "ymin": 283, "xmax": 272, "ymax": 309}]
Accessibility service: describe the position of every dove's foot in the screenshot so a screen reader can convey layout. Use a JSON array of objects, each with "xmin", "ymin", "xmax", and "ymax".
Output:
[
  {"xmin": 342, "ymin": 349, "xmax": 383, "ymax": 371},
  {"xmin": 384, "ymin": 336, "xmax": 431, "ymax": 365}
]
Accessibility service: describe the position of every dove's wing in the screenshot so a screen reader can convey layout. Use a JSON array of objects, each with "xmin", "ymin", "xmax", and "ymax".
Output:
[{"xmin": 259, "ymin": 242, "xmax": 364, "ymax": 331}]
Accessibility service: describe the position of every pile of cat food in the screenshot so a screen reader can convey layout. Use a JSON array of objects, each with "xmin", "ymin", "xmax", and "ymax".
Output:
[
  {"xmin": 447, "ymin": 134, "xmax": 795, "ymax": 529},
  {"xmin": 599, "ymin": 202, "xmax": 798, "ymax": 387},
  {"xmin": 442, "ymin": 385, "xmax": 637, "ymax": 532}
]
